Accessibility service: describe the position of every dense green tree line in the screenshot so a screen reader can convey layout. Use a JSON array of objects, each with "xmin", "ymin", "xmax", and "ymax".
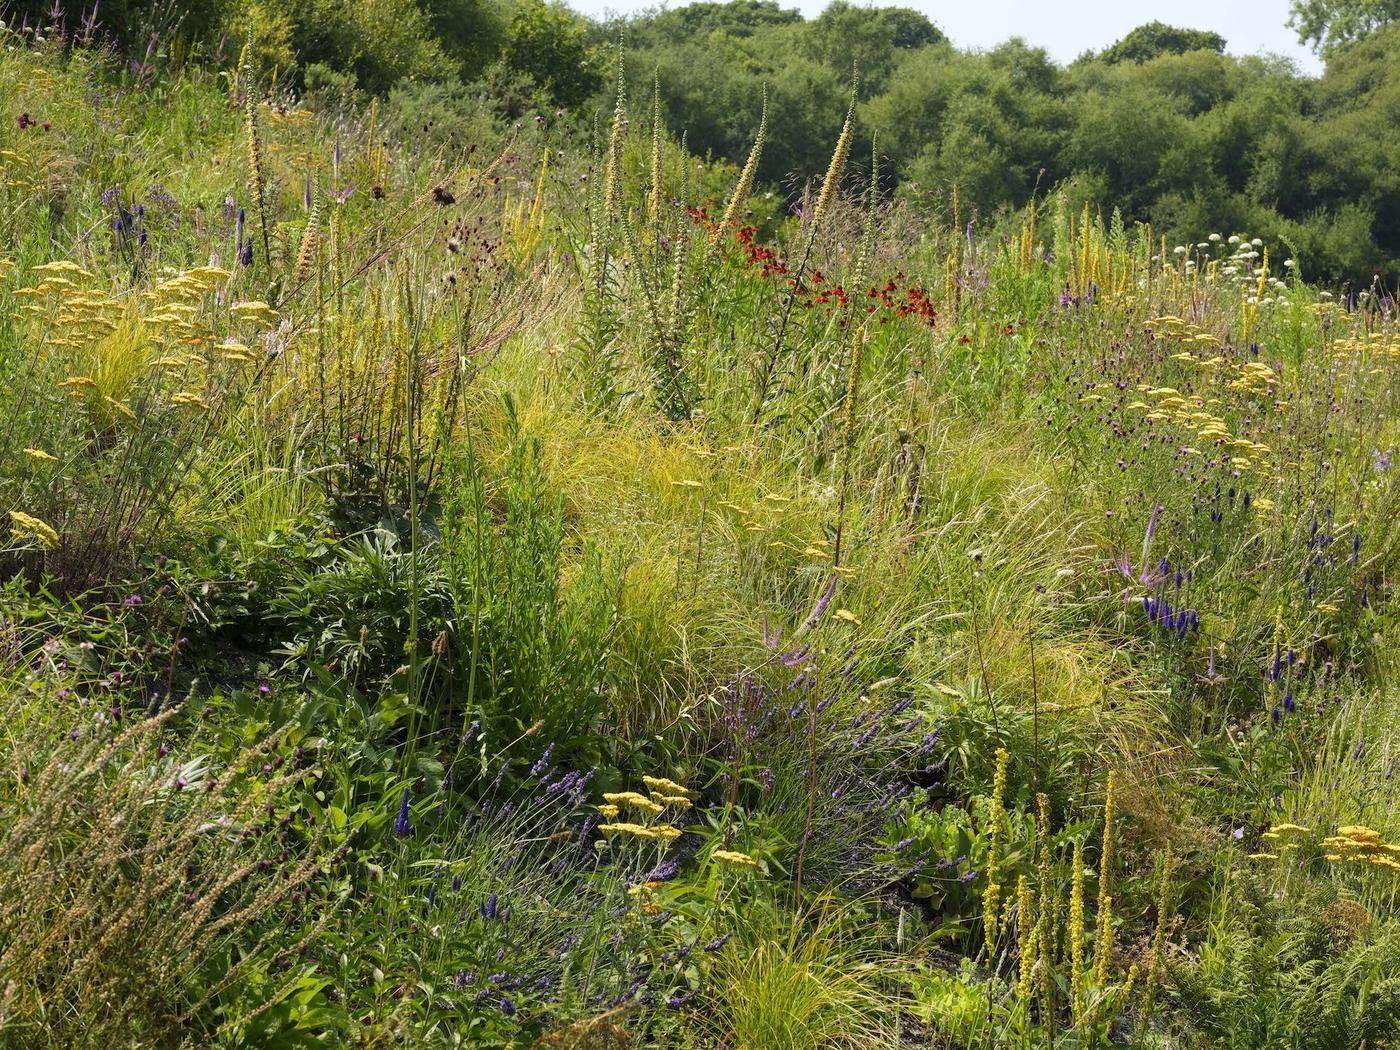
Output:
[
  {"xmin": 613, "ymin": 5, "xmax": 1400, "ymax": 284},
  {"xmin": 6, "ymin": 0, "xmax": 1399, "ymax": 281}
]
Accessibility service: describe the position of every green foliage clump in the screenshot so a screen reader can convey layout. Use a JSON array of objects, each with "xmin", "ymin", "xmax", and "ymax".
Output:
[{"xmin": 1099, "ymin": 21, "xmax": 1227, "ymax": 64}]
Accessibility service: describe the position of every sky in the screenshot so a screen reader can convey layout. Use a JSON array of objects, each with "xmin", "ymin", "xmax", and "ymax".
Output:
[{"xmin": 566, "ymin": 0, "xmax": 1325, "ymax": 75}]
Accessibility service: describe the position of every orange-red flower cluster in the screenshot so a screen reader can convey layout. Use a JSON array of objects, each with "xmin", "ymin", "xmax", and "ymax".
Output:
[{"xmin": 706, "ymin": 224, "xmax": 940, "ymax": 329}]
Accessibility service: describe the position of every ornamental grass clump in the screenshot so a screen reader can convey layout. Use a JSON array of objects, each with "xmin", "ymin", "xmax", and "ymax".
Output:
[{"xmin": 0, "ymin": 682, "xmax": 333, "ymax": 1047}]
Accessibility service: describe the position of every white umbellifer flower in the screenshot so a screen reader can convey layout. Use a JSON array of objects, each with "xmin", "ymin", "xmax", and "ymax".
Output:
[
  {"xmin": 1173, "ymin": 245, "xmax": 1187, "ymax": 254},
  {"xmin": 1223, "ymin": 266, "xmax": 1238, "ymax": 275},
  {"xmin": 1251, "ymin": 238, "xmax": 1262, "ymax": 247},
  {"xmin": 1321, "ymin": 291, "xmax": 1333, "ymax": 298},
  {"xmin": 1284, "ymin": 259, "xmax": 1295, "ymax": 268},
  {"xmin": 1209, "ymin": 233, "xmax": 1222, "ymax": 242},
  {"xmin": 1228, "ymin": 235, "xmax": 1240, "ymax": 244},
  {"xmin": 1196, "ymin": 242, "xmax": 1209, "ymax": 249}
]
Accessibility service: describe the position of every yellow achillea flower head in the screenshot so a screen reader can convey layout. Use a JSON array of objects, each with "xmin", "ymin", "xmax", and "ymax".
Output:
[
  {"xmin": 602, "ymin": 791, "xmax": 665, "ymax": 816},
  {"xmin": 629, "ymin": 880, "xmax": 667, "ymax": 914},
  {"xmin": 23, "ymin": 448, "xmax": 58, "ymax": 463},
  {"xmin": 230, "ymin": 300, "xmax": 279, "ymax": 325},
  {"xmin": 642, "ymin": 775, "xmax": 696, "ymax": 799},
  {"xmin": 597, "ymin": 804, "xmax": 620, "ymax": 818},
  {"xmin": 34, "ymin": 260, "xmax": 94, "ymax": 279},
  {"xmin": 712, "ymin": 849, "xmax": 758, "ymax": 867},
  {"xmin": 9, "ymin": 511, "xmax": 60, "ymax": 549},
  {"xmin": 598, "ymin": 822, "xmax": 652, "ymax": 838},
  {"xmin": 1338, "ymin": 825, "xmax": 1382, "ymax": 843}
]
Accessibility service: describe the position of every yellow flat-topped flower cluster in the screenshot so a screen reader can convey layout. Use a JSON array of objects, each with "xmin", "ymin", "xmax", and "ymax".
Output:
[
  {"xmin": 1323, "ymin": 825, "xmax": 1400, "ymax": 871},
  {"xmin": 1248, "ymin": 823, "xmax": 1311, "ymax": 860},
  {"xmin": 596, "ymin": 774, "xmax": 699, "ymax": 842},
  {"xmin": 8, "ymin": 511, "xmax": 60, "ymax": 550},
  {"xmin": 712, "ymin": 849, "xmax": 758, "ymax": 868}
]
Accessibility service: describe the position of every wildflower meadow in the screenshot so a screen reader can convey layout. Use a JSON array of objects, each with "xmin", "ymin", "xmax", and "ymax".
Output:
[{"xmin": 2, "ymin": 3, "xmax": 1400, "ymax": 1047}]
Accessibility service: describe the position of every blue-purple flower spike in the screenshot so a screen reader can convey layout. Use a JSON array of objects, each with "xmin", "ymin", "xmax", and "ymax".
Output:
[{"xmin": 393, "ymin": 787, "xmax": 413, "ymax": 838}]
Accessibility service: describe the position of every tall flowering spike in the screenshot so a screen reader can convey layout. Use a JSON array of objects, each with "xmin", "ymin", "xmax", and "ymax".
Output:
[
  {"xmin": 853, "ymin": 132, "xmax": 879, "ymax": 292},
  {"xmin": 983, "ymin": 746, "xmax": 1011, "ymax": 953},
  {"xmin": 243, "ymin": 55, "xmax": 271, "ymax": 266},
  {"xmin": 1015, "ymin": 874, "xmax": 1036, "ymax": 1004},
  {"xmin": 1068, "ymin": 842, "xmax": 1086, "ymax": 1014},
  {"xmin": 602, "ymin": 51, "xmax": 626, "ymax": 227},
  {"xmin": 795, "ymin": 574, "xmax": 839, "ymax": 637},
  {"xmin": 231, "ymin": 42, "xmax": 250, "ymax": 104},
  {"xmin": 647, "ymin": 69, "xmax": 664, "ymax": 239},
  {"xmin": 1136, "ymin": 847, "xmax": 1175, "ymax": 1044},
  {"xmin": 812, "ymin": 84, "xmax": 856, "ymax": 232},
  {"xmin": 393, "ymin": 787, "xmax": 413, "ymax": 838},
  {"xmin": 1093, "ymin": 770, "xmax": 1117, "ymax": 985},
  {"xmin": 714, "ymin": 85, "xmax": 767, "ymax": 244},
  {"xmin": 1035, "ymin": 792, "xmax": 1055, "ymax": 1019},
  {"xmin": 293, "ymin": 189, "xmax": 321, "ymax": 285}
]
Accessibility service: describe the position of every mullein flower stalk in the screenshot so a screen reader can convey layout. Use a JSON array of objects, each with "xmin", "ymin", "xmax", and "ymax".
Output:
[
  {"xmin": 1036, "ymin": 792, "xmax": 1056, "ymax": 1030},
  {"xmin": 647, "ymin": 70, "xmax": 664, "ymax": 247},
  {"xmin": 811, "ymin": 90, "xmax": 855, "ymax": 233},
  {"xmin": 243, "ymin": 54, "xmax": 272, "ymax": 267},
  {"xmin": 1092, "ymin": 770, "xmax": 1117, "ymax": 985},
  {"xmin": 713, "ymin": 86, "xmax": 767, "ymax": 245},
  {"xmin": 603, "ymin": 59, "xmax": 626, "ymax": 229},
  {"xmin": 231, "ymin": 42, "xmax": 249, "ymax": 106},
  {"xmin": 663, "ymin": 224, "xmax": 693, "ymax": 415},
  {"xmin": 982, "ymin": 747, "xmax": 1010, "ymax": 954},
  {"xmin": 1015, "ymin": 874, "xmax": 1036, "ymax": 1007},
  {"xmin": 1135, "ymin": 846, "xmax": 1175, "ymax": 1044},
  {"xmin": 293, "ymin": 187, "xmax": 321, "ymax": 287},
  {"xmin": 1068, "ymin": 841, "xmax": 1086, "ymax": 1017},
  {"xmin": 852, "ymin": 133, "xmax": 879, "ymax": 300}
]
